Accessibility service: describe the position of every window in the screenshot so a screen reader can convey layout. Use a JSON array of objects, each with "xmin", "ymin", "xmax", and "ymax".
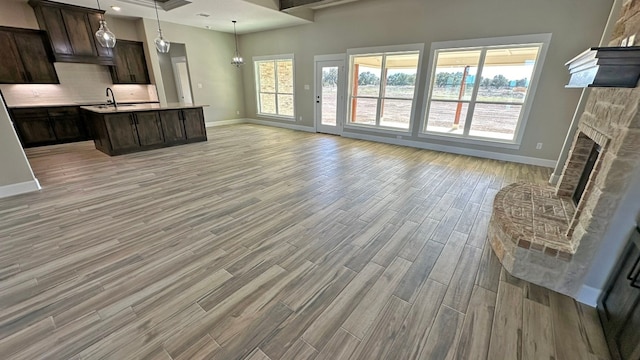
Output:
[
  {"xmin": 347, "ymin": 45, "xmax": 423, "ymax": 132},
  {"xmin": 422, "ymin": 35, "xmax": 550, "ymax": 145},
  {"xmin": 254, "ymin": 55, "xmax": 295, "ymax": 119}
]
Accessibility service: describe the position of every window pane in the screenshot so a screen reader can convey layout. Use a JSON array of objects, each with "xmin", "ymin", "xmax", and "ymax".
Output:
[
  {"xmin": 260, "ymin": 93, "xmax": 276, "ymax": 114},
  {"xmin": 258, "ymin": 61, "xmax": 276, "ymax": 92},
  {"xmin": 277, "ymin": 94, "xmax": 294, "ymax": 117},
  {"xmin": 277, "ymin": 60, "xmax": 294, "ymax": 93},
  {"xmin": 321, "ymin": 67, "xmax": 339, "ymax": 126},
  {"xmin": 380, "ymin": 99, "xmax": 412, "ymax": 129},
  {"xmin": 477, "ymin": 47, "xmax": 540, "ymax": 103},
  {"xmin": 351, "ymin": 97, "xmax": 378, "ymax": 125},
  {"xmin": 353, "ymin": 56, "xmax": 382, "ymax": 97},
  {"xmin": 469, "ymin": 103, "xmax": 522, "ymax": 140},
  {"xmin": 431, "ymin": 50, "xmax": 480, "ymax": 101},
  {"xmin": 425, "ymin": 101, "xmax": 468, "ymax": 135},
  {"xmin": 384, "ymin": 53, "xmax": 419, "ymax": 99}
]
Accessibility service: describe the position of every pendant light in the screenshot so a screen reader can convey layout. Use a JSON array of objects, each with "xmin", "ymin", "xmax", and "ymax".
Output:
[
  {"xmin": 231, "ymin": 20, "xmax": 244, "ymax": 67},
  {"xmin": 153, "ymin": 0, "xmax": 170, "ymax": 53},
  {"xmin": 95, "ymin": 0, "xmax": 116, "ymax": 48}
]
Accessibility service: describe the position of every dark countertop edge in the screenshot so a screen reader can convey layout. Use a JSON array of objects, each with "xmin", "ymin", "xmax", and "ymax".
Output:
[{"xmin": 8, "ymin": 101, "xmax": 160, "ymax": 109}]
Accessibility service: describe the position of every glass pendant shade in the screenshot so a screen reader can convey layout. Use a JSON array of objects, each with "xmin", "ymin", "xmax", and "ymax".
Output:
[
  {"xmin": 231, "ymin": 21, "xmax": 244, "ymax": 67},
  {"xmin": 232, "ymin": 52, "xmax": 244, "ymax": 67},
  {"xmin": 155, "ymin": 30, "xmax": 170, "ymax": 53},
  {"xmin": 95, "ymin": 20, "xmax": 116, "ymax": 48}
]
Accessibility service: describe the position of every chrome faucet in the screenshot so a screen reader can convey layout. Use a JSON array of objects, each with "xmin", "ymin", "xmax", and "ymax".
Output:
[{"xmin": 106, "ymin": 87, "xmax": 117, "ymax": 107}]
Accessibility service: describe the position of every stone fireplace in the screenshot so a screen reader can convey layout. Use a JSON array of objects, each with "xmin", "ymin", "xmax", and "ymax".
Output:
[{"xmin": 488, "ymin": 0, "xmax": 640, "ymax": 296}]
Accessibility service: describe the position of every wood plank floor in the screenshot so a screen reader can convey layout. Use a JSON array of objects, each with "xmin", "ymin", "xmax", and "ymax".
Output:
[{"xmin": 0, "ymin": 124, "xmax": 610, "ymax": 360}]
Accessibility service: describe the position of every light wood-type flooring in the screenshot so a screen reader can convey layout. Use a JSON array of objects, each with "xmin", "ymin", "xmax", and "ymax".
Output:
[{"xmin": 1, "ymin": 124, "xmax": 610, "ymax": 359}]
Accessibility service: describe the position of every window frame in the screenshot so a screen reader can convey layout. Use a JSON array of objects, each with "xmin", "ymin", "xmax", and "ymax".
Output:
[
  {"xmin": 253, "ymin": 54, "xmax": 296, "ymax": 121},
  {"xmin": 419, "ymin": 34, "xmax": 551, "ymax": 148},
  {"xmin": 345, "ymin": 43, "xmax": 425, "ymax": 134}
]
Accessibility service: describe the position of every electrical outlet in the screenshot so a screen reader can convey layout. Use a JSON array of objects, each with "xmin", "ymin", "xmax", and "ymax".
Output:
[
  {"xmin": 304, "ymin": 85, "xmax": 310, "ymax": 90},
  {"xmin": 236, "ymin": 110, "xmax": 240, "ymax": 115},
  {"xmin": 298, "ymin": 116, "xmax": 302, "ymax": 121},
  {"xmin": 536, "ymin": 143, "xmax": 543, "ymax": 150},
  {"xmin": 197, "ymin": 83, "xmax": 203, "ymax": 89}
]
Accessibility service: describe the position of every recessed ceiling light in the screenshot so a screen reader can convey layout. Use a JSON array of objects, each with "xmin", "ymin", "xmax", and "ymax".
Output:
[{"xmin": 111, "ymin": 6, "xmax": 121, "ymax": 11}]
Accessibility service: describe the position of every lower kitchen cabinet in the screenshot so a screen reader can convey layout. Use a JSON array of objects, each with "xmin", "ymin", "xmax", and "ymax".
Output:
[
  {"xmin": 599, "ymin": 226, "xmax": 640, "ymax": 360},
  {"xmin": 11, "ymin": 106, "xmax": 86, "ymax": 147},
  {"xmin": 182, "ymin": 108, "xmax": 207, "ymax": 140},
  {"xmin": 48, "ymin": 107, "xmax": 86, "ymax": 141},
  {"xmin": 159, "ymin": 110, "xmax": 186, "ymax": 143},
  {"xmin": 12, "ymin": 108, "xmax": 56, "ymax": 146},
  {"xmin": 134, "ymin": 111, "xmax": 164, "ymax": 146},
  {"xmin": 83, "ymin": 106, "xmax": 207, "ymax": 156},
  {"xmin": 104, "ymin": 113, "xmax": 139, "ymax": 152}
]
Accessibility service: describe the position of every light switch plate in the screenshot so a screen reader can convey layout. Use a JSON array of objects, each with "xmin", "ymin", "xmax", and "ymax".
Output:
[
  {"xmin": 304, "ymin": 85, "xmax": 310, "ymax": 90},
  {"xmin": 197, "ymin": 83, "xmax": 203, "ymax": 89}
]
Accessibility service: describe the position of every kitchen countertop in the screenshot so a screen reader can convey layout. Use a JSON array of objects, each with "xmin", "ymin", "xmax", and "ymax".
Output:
[
  {"xmin": 9, "ymin": 101, "xmax": 160, "ymax": 109},
  {"xmin": 80, "ymin": 103, "xmax": 208, "ymax": 114}
]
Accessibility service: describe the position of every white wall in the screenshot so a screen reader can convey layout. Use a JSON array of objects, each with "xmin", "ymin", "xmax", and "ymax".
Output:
[
  {"xmin": 140, "ymin": 18, "xmax": 246, "ymax": 122},
  {"xmin": 239, "ymin": 0, "xmax": 612, "ymax": 163},
  {"xmin": 0, "ymin": 95, "xmax": 39, "ymax": 197}
]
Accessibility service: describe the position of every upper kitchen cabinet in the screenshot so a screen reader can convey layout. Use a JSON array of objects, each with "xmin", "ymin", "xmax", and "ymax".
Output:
[
  {"xmin": 110, "ymin": 40, "xmax": 151, "ymax": 84},
  {"xmin": 0, "ymin": 26, "xmax": 58, "ymax": 84},
  {"xmin": 29, "ymin": 0, "xmax": 114, "ymax": 65}
]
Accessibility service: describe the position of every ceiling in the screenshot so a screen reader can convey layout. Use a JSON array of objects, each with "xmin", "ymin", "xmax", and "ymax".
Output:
[{"xmin": 37, "ymin": 0, "xmax": 313, "ymax": 34}]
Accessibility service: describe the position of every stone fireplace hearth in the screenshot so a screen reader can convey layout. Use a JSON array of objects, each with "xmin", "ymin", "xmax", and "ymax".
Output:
[{"xmin": 488, "ymin": 0, "xmax": 640, "ymax": 296}]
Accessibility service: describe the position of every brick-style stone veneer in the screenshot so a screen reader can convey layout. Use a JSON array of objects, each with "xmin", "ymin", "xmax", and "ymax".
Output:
[{"xmin": 488, "ymin": 0, "xmax": 640, "ymax": 296}]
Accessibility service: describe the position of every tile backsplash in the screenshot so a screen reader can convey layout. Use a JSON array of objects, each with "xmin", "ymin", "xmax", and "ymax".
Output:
[{"xmin": 0, "ymin": 62, "xmax": 158, "ymax": 107}]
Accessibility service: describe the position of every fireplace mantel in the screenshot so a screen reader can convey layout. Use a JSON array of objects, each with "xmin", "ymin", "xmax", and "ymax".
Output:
[{"xmin": 565, "ymin": 46, "xmax": 640, "ymax": 88}]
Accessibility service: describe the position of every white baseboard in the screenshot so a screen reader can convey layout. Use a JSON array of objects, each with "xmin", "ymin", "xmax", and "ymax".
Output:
[
  {"xmin": 342, "ymin": 131, "xmax": 557, "ymax": 168},
  {"xmin": 575, "ymin": 285, "xmax": 601, "ymax": 307},
  {"xmin": 205, "ymin": 118, "xmax": 246, "ymax": 128},
  {"xmin": 221, "ymin": 119, "xmax": 556, "ymax": 168},
  {"xmin": 0, "ymin": 179, "xmax": 41, "ymax": 199},
  {"xmin": 246, "ymin": 118, "xmax": 316, "ymax": 133}
]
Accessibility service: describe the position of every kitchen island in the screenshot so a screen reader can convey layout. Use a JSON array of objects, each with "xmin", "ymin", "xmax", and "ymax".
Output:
[{"xmin": 81, "ymin": 103, "xmax": 207, "ymax": 156}]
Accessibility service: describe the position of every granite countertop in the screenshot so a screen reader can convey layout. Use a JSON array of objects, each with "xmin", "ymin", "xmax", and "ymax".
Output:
[
  {"xmin": 80, "ymin": 103, "xmax": 208, "ymax": 114},
  {"xmin": 9, "ymin": 101, "xmax": 160, "ymax": 109}
]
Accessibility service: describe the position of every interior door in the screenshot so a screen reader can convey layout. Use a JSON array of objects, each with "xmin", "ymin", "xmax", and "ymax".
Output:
[
  {"xmin": 172, "ymin": 57, "xmax": 193, "ymax": 104},
  {"xmin": 315, "ymin": 57, "xmax": 346, "ymax": 135}
]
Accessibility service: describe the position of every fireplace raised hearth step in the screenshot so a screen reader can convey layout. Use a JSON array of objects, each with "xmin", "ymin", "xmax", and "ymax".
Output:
[{"xmin": 489, "ymin": 183, "xmax": 577, "ymax": 274}]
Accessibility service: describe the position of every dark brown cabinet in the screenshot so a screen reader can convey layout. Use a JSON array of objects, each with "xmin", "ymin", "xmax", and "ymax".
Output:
[
  {"xmin": 159, "ymin": 110, "xmax": 186, "ymax": 143},
  {"xmin": 84, "ymin": 107, "xmax": 207, "ymax": 156},
  {"xmin": 183, "ymin": 108, "xmax": 207, "ymax": 140},
  {"xmin": 48, "ymin": 107, "xmax": 86, "ymax": 141},
  {"xmin": 29, "ymin": 0, "xmax": 114, "ymax": 65},
  {"xmin": 105, "ymin": 113, "xmax": 140, "ymax": 152},
  {"xmin": 11, "ymin": 108, "xmax": 56, "ymax": 146},
  {"xmin": 11, "ymin": 106, "xmax": 88, "ymax": 147},
  {"xmin": 110, "ymin": 40, "xmax": 150, "ymax": 84},
  {"xmin": 135, "ymin": 112, "xmax": 164, "ymax": 146},
  {"xmin": 0, "ymin": 26, "xmax": 58, "ymax": 84},
  {"xmin": 599, "ymin": 227, "xmax": 640, "ymax": 360}
]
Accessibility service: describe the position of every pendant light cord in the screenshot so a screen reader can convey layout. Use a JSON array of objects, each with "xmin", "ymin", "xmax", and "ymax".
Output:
[
  {"xmin": 154, "ymin": 0, "xmax": 162, "ymax": 33},
  {"xmin": 96, "ymin": 0, "xmax": 104, "ymax": 21},
  {"xmin": 233, "ymin": 21, "xmax": 239, "ymax": 54}
]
